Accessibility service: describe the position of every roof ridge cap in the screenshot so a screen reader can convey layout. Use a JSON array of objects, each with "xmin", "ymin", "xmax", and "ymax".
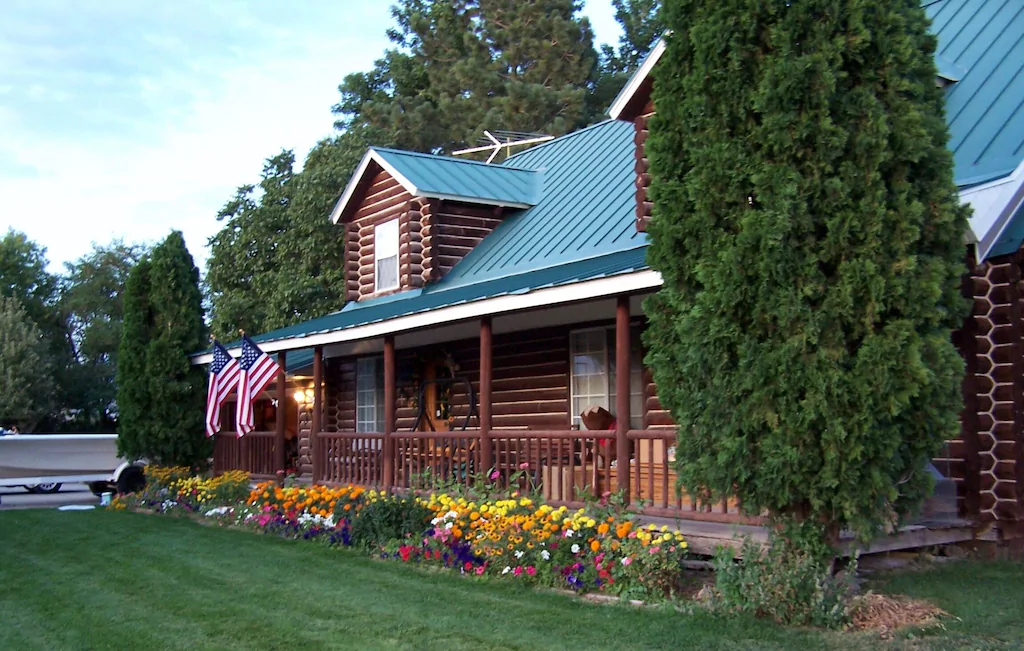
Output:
[
  {"xmin": 503, "ymin": 120, "xmax": 620, "ymax": 164},
  {"xmin": 371, "ymin": 146, "xmax": 536, "ymax": 172}
]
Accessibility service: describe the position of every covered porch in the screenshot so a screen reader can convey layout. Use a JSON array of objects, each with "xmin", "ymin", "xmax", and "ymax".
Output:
[
  {"xmin": 215, "ymin": 290, "xmax": 755, "ymax": 524},
  {"xmin": 209, "ymin": 285, "xmax": 971, "ymax": 550}
]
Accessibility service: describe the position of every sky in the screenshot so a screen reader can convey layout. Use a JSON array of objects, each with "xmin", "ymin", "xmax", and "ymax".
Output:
[{"xmin": 0, "ymin": 1, "xmax": 622, "ymax": 273}]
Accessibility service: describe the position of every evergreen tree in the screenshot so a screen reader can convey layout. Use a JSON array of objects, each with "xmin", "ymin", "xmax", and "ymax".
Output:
[
  {"xmin": 336, "ymin": 0, "xmax": 599, "ymax": 154},
  {"xmin": 0, "ymin": 296, "xmax": 56, "ymax": 431},
  {"xmin": 116, "ymin": 257, "xmax": 153, "ymax": 461},
  {"xmin": 644, "ymin": 0, "xmax": 969, "ymax": 542},
  {"xmin": 117, "ymin": 232, "xmax": 208, "ymax": 466},
  {"xmin": 600, "ymin": 0, "xmax": 664, "ymax": 75}
]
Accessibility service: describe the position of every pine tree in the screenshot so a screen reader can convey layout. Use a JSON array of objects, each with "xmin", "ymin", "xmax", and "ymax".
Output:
[
  {"xmin": 644, "ymin": 0, "xmax": 969, "ymax": 542},
  {"xmin": 336, "ymin": 0, "xmax": 599, "ymax": 154},
  {"xmin": 117, "ymin": 232, "xmax": 208, "ymax": 466}
]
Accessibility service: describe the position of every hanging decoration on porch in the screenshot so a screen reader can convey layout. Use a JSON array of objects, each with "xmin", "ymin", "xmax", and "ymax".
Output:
[{"xmin": 235, "ymin": 334, "xmax": 281, "ymax": 437}]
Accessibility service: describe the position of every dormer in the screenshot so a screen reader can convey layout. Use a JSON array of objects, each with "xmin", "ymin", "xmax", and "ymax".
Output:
[{"xmin": 330, "ymin": 148, "xmax": 541, "ymax": 302}]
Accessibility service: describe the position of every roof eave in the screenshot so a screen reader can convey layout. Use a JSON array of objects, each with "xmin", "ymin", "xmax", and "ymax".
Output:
[
  {"xmin": 329, "ymin": 149, "xmax": 420, "ymax": 224},
  {"xmin": 608, "ymin": 37, "xmax": 667, "ymax": 121}
]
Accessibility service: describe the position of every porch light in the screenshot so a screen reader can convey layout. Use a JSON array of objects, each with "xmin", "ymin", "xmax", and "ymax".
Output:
[{"xmin": 293, "ymin": 388, "xmax": 314, "ymax": 404}]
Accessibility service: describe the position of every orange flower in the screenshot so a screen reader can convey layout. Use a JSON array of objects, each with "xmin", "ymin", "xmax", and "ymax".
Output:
[
  {"xmin": 590, "ymin": 540, "xmax": 601, "ymax": 553},
  {"xmin": 597, "ymin": 523, "xmax": 610, "ymax": 535}
]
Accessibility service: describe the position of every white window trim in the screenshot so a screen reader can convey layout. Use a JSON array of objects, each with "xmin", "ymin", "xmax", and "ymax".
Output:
[
  {"xmin": 356, "ymin": 356, "xmax": 385, "ymax": 433},
  {"xmin": 569, "ymin": 326, "xmax": 611, "ymax": 428},
  {"xmin": 569, "ymin": 325, "xmax": 644, "ymax": 429},
  {"xmin": 374, "ymin": 219, "xmax": 400, "ymax": 293}
]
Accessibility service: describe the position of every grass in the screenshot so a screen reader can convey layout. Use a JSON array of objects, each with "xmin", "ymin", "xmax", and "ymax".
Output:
[{"xmin": 0, "ymin": 510, "xmax": 1021, "ymax": 651}]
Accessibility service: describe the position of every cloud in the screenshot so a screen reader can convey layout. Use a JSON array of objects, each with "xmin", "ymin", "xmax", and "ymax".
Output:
[{"xmin": 0, "ymin": 1, "xmax": 622, "ymax": 272}]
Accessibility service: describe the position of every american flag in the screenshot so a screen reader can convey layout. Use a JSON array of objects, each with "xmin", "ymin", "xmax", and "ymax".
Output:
[
  {"xmin": 235, "ymin": 335, "xmax": 281, "ymax": 437},
  {"xmin": 205, "ymin": 342, "xmax": 240, "ymax": 437}
]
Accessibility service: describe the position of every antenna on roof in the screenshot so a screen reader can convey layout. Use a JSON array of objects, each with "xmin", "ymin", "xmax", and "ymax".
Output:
[{"xmin": 452, "ymin": 129, "xmax": 554, "ymax": 164}]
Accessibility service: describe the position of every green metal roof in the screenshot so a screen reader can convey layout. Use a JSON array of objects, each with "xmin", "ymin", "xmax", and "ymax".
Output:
[
  {"xmin": 200, "ymin": 120, "xmax": 646, "ymax": 356},
  {"xmin": 245, "ymin": 247, "xmax": 648, "ymax": 347},
  {"xmin": 442, "ymin": 120, "xmax": 646, "ymax": 288},
  {"xmin": 372, "ymin": 147, "xmax": 541, "ymax": 207},
  {"xmin": 927, "ymin": 0, "xmax": 1024, "ymax": 188}
]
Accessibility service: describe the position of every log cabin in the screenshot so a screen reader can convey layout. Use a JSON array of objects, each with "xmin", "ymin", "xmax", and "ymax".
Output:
[{"xmin": 194, "ymin": 0, "xmax": 1024, "ymax": 541}]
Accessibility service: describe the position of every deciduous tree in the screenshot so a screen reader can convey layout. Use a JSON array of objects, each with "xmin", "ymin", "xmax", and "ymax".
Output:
[{"xmin": 0, "ymin": 296, "xmax": 56, "ymax": 431}]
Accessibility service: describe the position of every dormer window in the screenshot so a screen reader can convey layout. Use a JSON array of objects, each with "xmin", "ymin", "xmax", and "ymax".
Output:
[{"xmin": 375, "ymin": 219, "xmax": 399, "ymax": 292}]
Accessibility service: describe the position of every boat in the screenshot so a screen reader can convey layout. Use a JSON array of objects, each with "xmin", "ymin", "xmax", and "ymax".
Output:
[{"xmin": 0, "ymin": 434, "xmax": 134, "ymax": 490}]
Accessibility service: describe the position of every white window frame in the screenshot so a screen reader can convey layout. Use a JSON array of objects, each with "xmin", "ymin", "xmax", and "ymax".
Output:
[
  {"xmin": 374, "ymin": 219, "xmax": 400, "ymax": 293},
  {"xmin": 569, "ymin": 326, "xmax": 644, "ymax": 429},
  {"xmin": 355, "ymin": 357, "xmax": 385, "ymax": 433}
]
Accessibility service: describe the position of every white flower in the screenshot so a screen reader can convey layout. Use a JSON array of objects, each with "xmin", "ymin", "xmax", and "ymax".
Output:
[
  {"xmin": 445, "ymin": 521, "xmax": 454, "ymax": 530},
  {"xmin": 446, "ymin": 510, "xmax": 459, "ymax": 519},
  {"xmin": 514, "ymin": 550, "xmax": 525, "ymax": 559},
  {"xmin": 431, "ymin": 517, "xmax": 442, "ymax": 526},
  {"xmin": 541, "ymin": 550, "xmax": 551, "ymax": 561},
  {"xmin": 502, "ymin": 566, "xmax": 511, "ymax": 575},
  {"xmin": 565, "ymin": 529, "xmax": 575, "ymax": 538},
  {"xmin": 204, "ymin": 506, "xmax": 232, "ymax": 517},
  {"xmin": 571, "ymin": 544, "xmax": 581, "ymax": 554}
]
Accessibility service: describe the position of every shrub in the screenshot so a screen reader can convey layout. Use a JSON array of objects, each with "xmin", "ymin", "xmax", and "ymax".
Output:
[
  {"xmin": 347, "ymin": 497, "xmax": 433, "ymax": 551},
  {"xmin": 709, "ymin": 521, "xmax": 856, "ymax": 629}
]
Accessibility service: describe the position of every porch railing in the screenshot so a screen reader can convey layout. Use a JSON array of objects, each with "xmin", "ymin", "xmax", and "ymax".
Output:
[
  {"xmin": 309, "ymin": 428, "xmax": 759, "ymax": 525},
  {"xmin": 213, "ymin": 431, "xmax": 277, "ymax": 479}
]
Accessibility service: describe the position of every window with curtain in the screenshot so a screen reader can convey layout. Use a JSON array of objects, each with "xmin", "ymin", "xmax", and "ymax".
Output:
[
  {"xmin": 569, "ymin": 327, "xmax": 644, "ymax": 429},
  {"xmin": 356, "ymin": 357, "xmax": 385, "ymax": 432}
]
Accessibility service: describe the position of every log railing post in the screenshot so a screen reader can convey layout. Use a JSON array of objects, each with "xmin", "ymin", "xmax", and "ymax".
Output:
[
  {"xmin": 383, "ymin": 335, "xmax": 396, "ymax": 491},
  {"xmin": 479, "ymin": 317, "xmax": 493, "ymax": 478},
  {"xmin": 311, "ymin": 346, "xmax": 323, "ymax": 484},
  {"xmin": 275, "ymin": 352, "xmax": 287, "ymax": 476},
  {"xmin": 616, "ymin": 295, "xmax": 631, "ymax": 503}
]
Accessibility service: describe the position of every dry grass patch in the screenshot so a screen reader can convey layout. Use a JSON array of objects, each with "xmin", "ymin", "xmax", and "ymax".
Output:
[{"xmin": 850, "ymin": 591, "xmax": 949, "ymax": 636}]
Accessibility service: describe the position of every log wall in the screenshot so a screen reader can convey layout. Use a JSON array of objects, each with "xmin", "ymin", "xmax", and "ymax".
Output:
[
  {"xmin": 633, "ymin": 99, "xmax": 655, "ymax": 233},
  {"xmin": 342, "ymin": 168, "xmax": 502, "ymax": 298},
  {"xmin": 344, "ymin": 169, "xmax": 414, "ymax": 302},
  {"xmin": 320, "ymin": 323, "xmax": 677, "ymax": 435},
  {"xmin": 951, "ymin": 250, "xmax": 1024, "ymax": 531}
]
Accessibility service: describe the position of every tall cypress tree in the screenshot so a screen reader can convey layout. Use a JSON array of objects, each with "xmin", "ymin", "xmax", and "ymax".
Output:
[
  {"xmin": 116, "ymin": 257, "xmax": 154, "ymax": 461},
  {"xmin": 644, "ymin": 0, "xmax": 969, "ymax": 542},
  {"xmin": 117, "ymin": 232, "xmax": 208, "ymax": 467}
]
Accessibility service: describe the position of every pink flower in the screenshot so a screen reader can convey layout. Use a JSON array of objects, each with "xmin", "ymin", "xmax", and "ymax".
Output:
[
  {"xmin": 475, "ymin": 566, "xmax": 486, "ymax": 575},
  {"xmin": 519, "ymin": 461, "xmax": 529, "ymax": 470},
  {"xmin": 649, "ymin": 546, "xmax": 661, "ymax": 554},
  {"xmin": 595, "ymin": 553, "xmax": 605, "ymax": 564},
  {"xmin": 526, "ymin": 566, "xmax": 536, "ymax": 576},
  {"xmin": 621, "ymin": 556, "xmax": 632, "ymax": 566},
  {"xmin": 513, "ymin": 566, "xmax": 523, "ymax": 576},
  {"xmin": 490, "ymin": 470, "xmax": 500, "ymax": 480}
]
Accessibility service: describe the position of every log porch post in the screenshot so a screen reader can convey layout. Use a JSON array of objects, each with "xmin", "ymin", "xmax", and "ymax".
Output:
[
  {"xmin": 383, "ymin": 335, "xmax": 396, "ymax": 491},
  {"xmin": 311, "ymin": 346, "xmax": 323, "ymax": 484},
  {"xmin": 479, "ymin": 317, "xmax": 493, "ymax": 476},
  {"xmin": 275, "ymin": 352, "xmax": 287, "ymax": 475},
  {"xmin": 616, "ymin": 295, "xmax": 631, "ymax": 503}
]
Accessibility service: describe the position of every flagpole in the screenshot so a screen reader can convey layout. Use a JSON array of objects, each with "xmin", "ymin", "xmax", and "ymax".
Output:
[{"xmin": 238, "ymin": 330, "xmax": 248, "ymax": 472}]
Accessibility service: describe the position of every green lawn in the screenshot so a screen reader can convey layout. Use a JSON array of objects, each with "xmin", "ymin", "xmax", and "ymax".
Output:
[{"xmin": 1, "ymin": 510, "xmax": 1021, "ymax": 650}]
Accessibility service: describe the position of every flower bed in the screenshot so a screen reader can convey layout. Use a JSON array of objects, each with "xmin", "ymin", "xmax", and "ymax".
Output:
[{"xmin": 113, "ymin": 468, "xmax": 691, "ymax": 603}]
